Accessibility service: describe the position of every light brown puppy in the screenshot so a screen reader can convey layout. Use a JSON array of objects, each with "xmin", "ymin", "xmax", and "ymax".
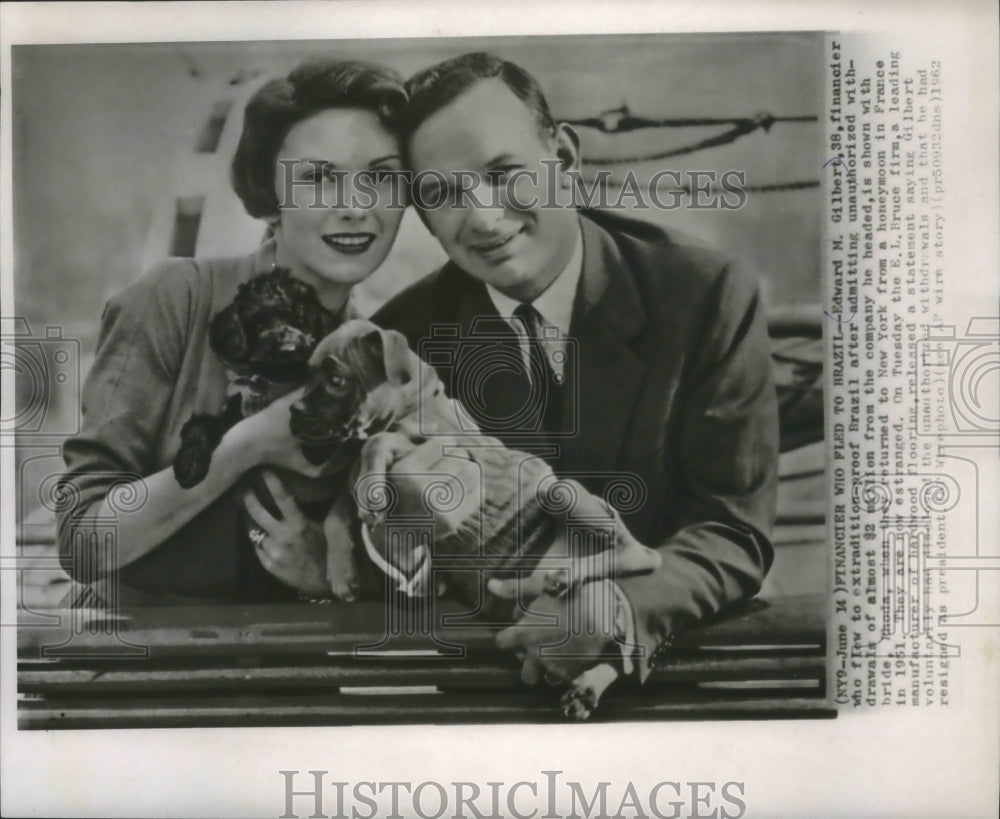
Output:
[{"xmin": 291, "ymin": 319, "xmax": 661, "ymax": 716}]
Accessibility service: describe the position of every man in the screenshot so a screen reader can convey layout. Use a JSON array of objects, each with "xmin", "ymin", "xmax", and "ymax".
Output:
[{"xmin": 373, "ymin": 53, "xmax": 778, "ymax": 690}]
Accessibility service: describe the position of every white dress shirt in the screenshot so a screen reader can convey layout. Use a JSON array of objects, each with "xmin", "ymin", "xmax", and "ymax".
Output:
[{"xmin": 485, "ymin": 223, "xmax": 584, "ymax": 385}]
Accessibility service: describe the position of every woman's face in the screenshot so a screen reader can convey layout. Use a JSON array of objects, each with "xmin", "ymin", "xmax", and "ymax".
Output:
[{"xmin": 272, "ymin": 108, "xmax": 405, "ymax": 296}]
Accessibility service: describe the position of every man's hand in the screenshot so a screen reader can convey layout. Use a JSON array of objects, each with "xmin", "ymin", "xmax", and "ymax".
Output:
[
  {"xmin": 243, "ymin": 469, "xmax": 329, "ymax": 594},
  {"xmin": 494, "ymin": 579, "xmax": 623, "ymax": 686}
]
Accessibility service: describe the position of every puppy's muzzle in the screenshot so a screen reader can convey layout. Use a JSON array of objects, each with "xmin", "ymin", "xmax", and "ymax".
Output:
[{"xmin": 288, "ymin": 398, "xmax": 345, "ymax": 445}]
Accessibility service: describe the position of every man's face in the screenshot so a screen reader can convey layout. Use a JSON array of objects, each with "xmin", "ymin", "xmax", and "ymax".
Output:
[{"xmin": 407, "ymin": 79, "xmax": 580, "ymax": 302}]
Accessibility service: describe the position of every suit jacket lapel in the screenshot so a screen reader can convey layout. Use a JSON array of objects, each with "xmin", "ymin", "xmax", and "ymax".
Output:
[
  {"xmin": 450, "ymin": 271, "xmax": 533, "ymax": 437},
  {"xmin": 452, "ymin": 266, "xmax": 497, "ymax": 337},
  {"xmin": 558, "ymin": 215, "xmax": 649, "ymax": 473}
]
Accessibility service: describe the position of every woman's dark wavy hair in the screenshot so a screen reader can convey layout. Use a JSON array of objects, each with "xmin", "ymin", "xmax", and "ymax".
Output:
[{"xmin": 231, "ymin": 58, "xmax": 407, "ymax": 219}]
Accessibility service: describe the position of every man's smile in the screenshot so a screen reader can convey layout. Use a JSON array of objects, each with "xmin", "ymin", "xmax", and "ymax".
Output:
[{"xmin": 469, "ymin": 226, "xmax": 525, "ymax": 261}]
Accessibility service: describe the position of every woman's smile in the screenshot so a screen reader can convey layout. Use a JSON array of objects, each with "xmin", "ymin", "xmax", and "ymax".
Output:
[{"xmin": 321, "ymin": 231, "xmax": 378, "ymax": 254}]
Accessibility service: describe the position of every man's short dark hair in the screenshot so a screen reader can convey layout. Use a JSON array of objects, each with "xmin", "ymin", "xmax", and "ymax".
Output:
[
  {"xmin": 231, "ymin": 58, "xmax": 407, "ymax": 219},
  {"xmin": 400, "ymin": 52, "xmax": 557, "ymax": 147}
]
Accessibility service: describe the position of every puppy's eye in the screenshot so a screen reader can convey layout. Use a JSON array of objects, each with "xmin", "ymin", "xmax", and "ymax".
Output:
[{"xmin": 320, "ymin": 356, "xmax": 349, "ymax": 389}]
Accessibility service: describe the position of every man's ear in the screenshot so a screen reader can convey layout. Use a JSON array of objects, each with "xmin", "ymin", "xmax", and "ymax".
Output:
[{"xmin": 554, "ymin": 123, "xmax": 582, "ymax": 181}]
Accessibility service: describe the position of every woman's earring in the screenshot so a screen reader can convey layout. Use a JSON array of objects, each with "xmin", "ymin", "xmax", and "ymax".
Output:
[{"xmin": 266, "ymin": 218, "xmax": 281, "ymax": 270}]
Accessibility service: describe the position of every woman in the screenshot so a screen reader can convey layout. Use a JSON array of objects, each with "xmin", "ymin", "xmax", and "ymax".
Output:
[{"xmin": 56, "ymin": 58, "xmax": 409, "ymax": 606}]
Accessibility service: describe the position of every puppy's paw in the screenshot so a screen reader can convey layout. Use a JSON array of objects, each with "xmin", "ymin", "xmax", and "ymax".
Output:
[
  {"xmin": 327, "ymin": 575, "xmax": 361, "ymax": 603},
  {"xmin": 173, "ymin": 441, "xmax": 212, "ymax": 488},
  {"xmin": 561, "ymin": 663, "xmax": 619, "ymax": 721},
  {"xmin": 326, "ymin": 555, "xmax": 361, "ymax": 602},
  {"xmin": 324, "ymin": 511, "xmax": 362, "ymax": 602},
  {"xmin": 174, "ymin": 414, "xmax": 228, "ymax": 488}
]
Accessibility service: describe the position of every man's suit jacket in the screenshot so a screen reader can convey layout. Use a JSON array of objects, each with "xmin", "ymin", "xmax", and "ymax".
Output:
[{"xmin": 373, "ymin": 208, "xmax": 779, "ymax": 680}]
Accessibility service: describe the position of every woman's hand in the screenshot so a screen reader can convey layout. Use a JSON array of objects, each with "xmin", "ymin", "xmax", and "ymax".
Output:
[
  {"xmin": 227, "ymin": 388, "xmax": 331, "ymax": 478},
  {"xmin": 242, "ymin": 469, "xmax": 329, "ymax": 594}
]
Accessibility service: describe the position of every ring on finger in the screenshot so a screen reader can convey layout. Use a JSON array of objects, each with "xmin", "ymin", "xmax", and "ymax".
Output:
[{"xmin": 248, "ymin": 526, "xmax": 266, "ymax": 547}]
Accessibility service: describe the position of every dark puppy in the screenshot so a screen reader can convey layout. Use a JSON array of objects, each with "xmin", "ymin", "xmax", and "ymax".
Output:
[
  {"xmin": 290, "ymin": 319, "xmax": 662, "ymax": 717},
  {"xmin": 173, "ymin": 268, "xmax": 339, "ymax": 489}
]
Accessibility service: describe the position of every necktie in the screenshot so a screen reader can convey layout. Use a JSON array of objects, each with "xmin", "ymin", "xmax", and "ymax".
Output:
[{"xmin": 513, "ymin": 302, "xmax": 563, "ymax": 434}]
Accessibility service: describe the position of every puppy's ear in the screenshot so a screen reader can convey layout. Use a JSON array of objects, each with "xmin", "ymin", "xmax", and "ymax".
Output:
[
  {"xmin": 355, "ymin": 327, "xmax": 414, "ymax": 387},
  {"xmin": 379, "ymin": 328, "xmax": 420, "ymax": 387},
  {"xmin": 358, "ymin": 329, "xmax": 386, "ymax": 371},
  {"xmin": 209, "ymin": 306, "xmax": 249, "ymax": 364}
]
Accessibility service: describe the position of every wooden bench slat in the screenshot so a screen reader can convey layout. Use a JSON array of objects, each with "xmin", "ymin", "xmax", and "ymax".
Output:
[
  {"xmin": 19, "ymin": 654, "xmax": 824, "ymax": 696},
  {"xmin": 19, "ymin": 690, "xmax": 833, "ymax": 729},
  {"xmin": 19, "ymin": 594, "xmax": 829, "ymax": 728},
  {"xmin": 18, "ymin": 595, "xmax": 824, "ymax": 659}
]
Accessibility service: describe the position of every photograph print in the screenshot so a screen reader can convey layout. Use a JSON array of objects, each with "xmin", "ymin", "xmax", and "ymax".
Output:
[{"xmin": 11, "ymin": 31, "xmax": 828, "ymax": 728}]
